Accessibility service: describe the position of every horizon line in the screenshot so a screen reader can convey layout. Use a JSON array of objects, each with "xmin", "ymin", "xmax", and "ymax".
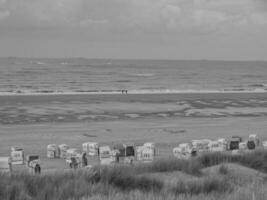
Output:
[{"xmin": 1, "ymin": 56, "xmax": 267, "ymax": 62}]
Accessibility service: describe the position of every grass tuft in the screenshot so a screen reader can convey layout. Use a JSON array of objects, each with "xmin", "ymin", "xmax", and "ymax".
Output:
[
  {"xmin": 218, "ymin": 164, "xmax": 230, "ymax": 175},
  {"xmin": 197, "ymin": 150, "xmax": 267, "ymax": 173},
  {"xmin": 171, "ymin": 176, "xmax": 234, "ymax": 195}
]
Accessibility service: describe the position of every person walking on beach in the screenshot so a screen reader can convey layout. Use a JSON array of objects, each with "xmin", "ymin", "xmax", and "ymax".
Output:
[
  {"xmin": 82, "ymin": 153, "xmax": 88, "ymax": 167},
  {"xmin": 34, "ymin": 163, "xmax": 41, "ymax": 174},
  {"xmin": 70, "ymin": 157, "xmax": 78, "ymax": 169}
]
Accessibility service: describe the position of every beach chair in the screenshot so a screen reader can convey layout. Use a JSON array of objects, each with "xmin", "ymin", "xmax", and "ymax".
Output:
[
  {"xmin": 89, "ymin": 142, "xmax": 99, "ymax": 156},
  {"xmin": 10, "ymin": 147, "xmax": 24, "ymax": 165},
  {"xmin": 144, "ymin": 142, "xmax": 157, "ymax": 156},
  {"xmin": 99, "ymin": 146, "xmax": 114, "ymax": 165},
  {"xmin": 135, "ymin": 146, "xmax": 145, "ymax": 161},
  {"xmin": 113, "ymin": 143, "xmax": 135, "ymax": 164},
  {"xmin": 248, "ymin": 134, "xmax": 260, "ymax": 147},
  {"xmin": 228, "ymin": 136, "xmax": 242, "ymax": 150},
  {"xmin": 217, "ymin": 138, "xmax": 228, "ymax": 151},
  {"xmin": 173, "ymin": 143, "xmax": 195, "ymax": 159},
  {"xmin": 208, "ymin": 141, "xmax": 225, "ymax": 152},
  {"xmin": 247, "ymin": 140, "xmax": 256, "ymax": 150},
  {"xmin": 47, "ymin": 144, "xmax": 59, "ymax": 158},
  {"xmin": 0, "ymin": 157, "xmax": 12, "ymax": 173},
  {"xmin": 66, "ymin": 148, "xmax": 81, "ymax": 167},
  {"xmin": 27, "ymin": 157, "xmax": 41, "ymax": 175},
  {"xmin": 58, "ymin": 144, "xmax": 69, "ymax": 159},
  {"xmin": 192, "ymin": 139, "xmax": 211, "ymax": 153},
  {"xmin": 83, "ymin": 142, "xmax": 99, "ymax": 156},
  {"xmin": 26, "ymin": 155, "xmax": 40, "ymax": 167},
  {"xmin": 141, "ymin": 148, "xmax": 154, "ymax": 163}
]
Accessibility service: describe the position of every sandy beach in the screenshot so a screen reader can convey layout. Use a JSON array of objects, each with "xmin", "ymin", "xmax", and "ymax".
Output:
[
  {"xmin": 1, "ymin": 92, "xmax": 267, "ymax": 124},
  {"xmin": 1, "ymin": 92, "xmax": 267, "ymax": 170}
]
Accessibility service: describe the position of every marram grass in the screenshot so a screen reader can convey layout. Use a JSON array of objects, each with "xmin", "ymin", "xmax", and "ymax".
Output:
[{"xmin": 0, "ymin": 150, "xmax": 266, "ymax": 200}]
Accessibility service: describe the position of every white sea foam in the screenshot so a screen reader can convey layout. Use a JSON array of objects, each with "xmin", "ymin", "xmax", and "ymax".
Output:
[
  {"xmin": 0, "ymin": 88, "xmax": 266, "ymax": 96},
  {"xmin": 30, "ymin": 61, "xmax": 45, "ymax": 65},
  {"xmin": 131, "ymin": 73, "xmax": 154, "ymax": 77}
]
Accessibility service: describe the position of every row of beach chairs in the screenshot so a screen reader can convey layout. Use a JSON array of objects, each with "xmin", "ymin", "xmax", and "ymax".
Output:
[
  {"xmin": 1, "ymin": 135, "xmax": 267, "ymax": 173},
  {"xmin": 173, "ymin": 134, "xmax": 265, "ymax": 159},
  {"xmin": 46, "ymin": 142, "xmax": 156, "ymax": 166}
]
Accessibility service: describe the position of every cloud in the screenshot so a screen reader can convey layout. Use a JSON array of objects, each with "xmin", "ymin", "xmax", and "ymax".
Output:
[
  {"xmin": 0, "ymin": 10, "xmax": 9, "ymax": 20},
  {"xmin": 0, "ymin": 0, "xmax": 84, "ymax": 27},
  {"xmin": 0, "ymin": 0, "xmax": 8, "ymax": 20},
  {"xmin": 0, "ymin": 0, "xmax": 266, "ymax": 34}
]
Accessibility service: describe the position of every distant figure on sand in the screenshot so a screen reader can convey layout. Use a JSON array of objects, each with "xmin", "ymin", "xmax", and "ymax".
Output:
[
  {"xmin": 122, "ymin": 90, "xmax": 128, "ymax": 94},
  {"xmin": 34, "ymin": 164, "xmax": 41, "ymax": 174},
  {"xmin": 70, "ymin": 157, "xmax": 78, "ymax": 169}
]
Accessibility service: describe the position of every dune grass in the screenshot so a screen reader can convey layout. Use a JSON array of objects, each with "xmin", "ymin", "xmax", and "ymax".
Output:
[
  {"xmin": 197, "ymin": 149, "xmax": 267, "ymax": 173},
  {"xmin": 0, "ymin": 150, "xmax": 266, "ymax": 200},
  {"xmin": 130, "ymin": 157, "xmax": 202, "ymax": 175},
  {"xmin": 170, "ymin": 175, "xmax": 234, "ymax": 195},
  {"xmin": 85, "ymin": 184, "xmax": 267, "ymax": 200}
]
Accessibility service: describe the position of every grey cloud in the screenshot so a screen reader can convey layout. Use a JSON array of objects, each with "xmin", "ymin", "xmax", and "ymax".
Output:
[{"xmin": 0, "ymin": 0, "xmax": 266, "ymax": 33}]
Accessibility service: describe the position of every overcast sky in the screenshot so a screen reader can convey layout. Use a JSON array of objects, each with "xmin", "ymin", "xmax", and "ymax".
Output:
[{"xmin": 0, "ymin": 0, "xmax": 267, "ymax": 60}]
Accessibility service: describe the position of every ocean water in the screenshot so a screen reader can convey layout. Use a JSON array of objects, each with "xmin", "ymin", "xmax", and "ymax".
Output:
[{"xmin": 0, "ymin": 57, "xmax": 267, "ymax": 95}]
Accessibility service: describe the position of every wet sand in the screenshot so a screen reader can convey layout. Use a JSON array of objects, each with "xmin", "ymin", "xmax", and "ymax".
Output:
[
  {"xmin": 1, "ymin": 93, "xmax": 267, "ymax": 124},
  {"xmin": 0, "ymin": 92, "xmax": 267, "ymax": 170}
]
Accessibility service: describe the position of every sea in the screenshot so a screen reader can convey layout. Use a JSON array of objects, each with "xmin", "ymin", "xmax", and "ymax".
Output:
[{"xmin": 0, "ymin": 57, "xmax": 267, "ymax": 95}]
